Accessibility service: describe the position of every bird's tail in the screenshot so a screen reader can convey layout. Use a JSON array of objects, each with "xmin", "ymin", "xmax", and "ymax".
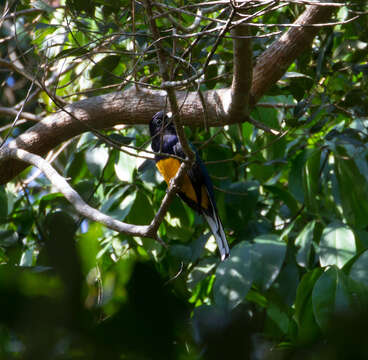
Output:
[{"xmin": 203, "ymin": 199, "xmax": 230, "ymax": 261}]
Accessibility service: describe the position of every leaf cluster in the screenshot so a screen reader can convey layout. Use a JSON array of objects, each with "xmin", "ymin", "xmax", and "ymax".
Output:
[{"xmin": 1, "ymin": 1, "xmax": 368, "ymax": 359}]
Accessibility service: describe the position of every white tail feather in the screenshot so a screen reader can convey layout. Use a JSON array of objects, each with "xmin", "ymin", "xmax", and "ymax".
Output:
[{"xmin": 203, "ymin": 196, "xmax": 230, "ymax": 261}]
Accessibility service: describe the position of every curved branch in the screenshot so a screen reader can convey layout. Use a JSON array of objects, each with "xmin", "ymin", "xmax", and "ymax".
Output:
[
  {"xmin": 0, "ymin": 3, "xmax": 341, "ymax": 185},
  {"xmin": 228, "ymin": 23, "xmax": 252, "ymax": 118},
  {"xmin": 0, "ymin": 87, "xmax": 231, "ymax": 184},
  {"xmin": 4, "ymin": 148, "xmax": 151, "ymax": 237}
]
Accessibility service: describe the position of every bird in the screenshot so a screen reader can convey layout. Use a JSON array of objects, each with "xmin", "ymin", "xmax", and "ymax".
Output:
[{"xmin": 149, "ymin": 110, "xmax": 230, "ymax": 261}]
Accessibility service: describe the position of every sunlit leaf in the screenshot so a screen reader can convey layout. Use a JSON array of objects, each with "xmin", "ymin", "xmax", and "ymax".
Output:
[
  {"xmin": 187, "ymin": 257, "xmax": 217, "ymax": 292},
  {"xmin": 319, "ymin": 222, "xmax": 356, "ymax": 268},
  {"xmin": 296, "ymin": 221, "xmax": 316, "ymax": 268},
  {"xmin": 85, "ymin": 146, "xmax": 109, "ymax": 177},
  {"xmin": 250, "ymin": 234, "xmax": 286, "ymax": 292},
  {"xmin": 90, "ymin": 55, "xmax": 121, "ymax": 78},
  {"xmin": 114, "ymin": 151, "xmax": 136, "ymax": 183},
  {"xmin": 214, "ymin": 242, "xmax": 253, "ymax": 309}
]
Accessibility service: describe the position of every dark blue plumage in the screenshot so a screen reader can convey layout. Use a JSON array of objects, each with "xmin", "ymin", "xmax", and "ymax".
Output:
[{"xmin": 150, "ymin": 111, "xmax": 230, "ymax": 261}]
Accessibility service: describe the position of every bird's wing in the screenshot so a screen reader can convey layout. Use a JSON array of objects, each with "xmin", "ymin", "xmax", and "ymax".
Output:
[{"xmin": 174, "ymin": 142, "xmax": 230, "ymax": 260}]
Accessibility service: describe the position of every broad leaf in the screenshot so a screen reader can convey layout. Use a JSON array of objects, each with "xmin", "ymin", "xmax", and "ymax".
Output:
[
  {"xmin": 312, "ymin": 266, "xmax": 354, "ymax": 331},
  {"xmin": 250, "ymin": 234, "xmax": 287, "ymax": 292},
  {"xmin": 349, "ymin": 249, "xmax": 368, "ymax": 288},
  {"xmin": 335, "ymin": 148, "xmax": 368, "ymax": 228},
  {"xmin": 319, "ymin": 222, "xmax": 356, "ymax": 268},
  {"xmin": 295, "ymin": 221, "xmax": 316, "ymax": 268},
  {"xmin": 85, "ymin": 146, "xmax": 109, "ymax": 177},
  {"xmin": 115, "ymin": 151, "xmax": 136, "ymax": 183},
  {"xmin": 294, "ymin": 268, "xmax": 323, "ymax": 343},
  {"xmin": 213, "ymin": 242, "xmax": 253, "ymax": 309}
]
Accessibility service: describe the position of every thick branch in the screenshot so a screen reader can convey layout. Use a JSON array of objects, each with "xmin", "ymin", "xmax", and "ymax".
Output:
[
  {"xmin": 0, "ymin": 3, "xmax": 341, "ymax": 185},
  {"xmin": 0, "ymin": 87, "xmax": 231, "ymax": 184},
  {"xmin": 228, "ymin": 23, "xmax": 252, "ymax": 118}
]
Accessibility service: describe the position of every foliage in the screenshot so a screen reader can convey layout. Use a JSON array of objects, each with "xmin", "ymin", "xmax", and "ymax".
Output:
[{"xmin": 1, "ymin": 0, "xmax": 368, "ymax": 359}]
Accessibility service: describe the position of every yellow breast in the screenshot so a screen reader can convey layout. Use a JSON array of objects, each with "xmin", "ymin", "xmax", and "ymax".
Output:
[{"xmin": 156, "ymin": 158, "xmax": 209, "ymax": 210}]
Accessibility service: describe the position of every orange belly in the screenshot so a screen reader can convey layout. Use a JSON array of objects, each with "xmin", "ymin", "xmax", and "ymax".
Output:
[{"xmin": 156, "ymin": 158, "xmax": 208, "ymax": 209}]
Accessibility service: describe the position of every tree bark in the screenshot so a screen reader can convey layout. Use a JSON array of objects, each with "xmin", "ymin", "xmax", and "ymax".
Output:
[{"xmin": 0, "ymin": 4, "xmax": 339, "ymax": 185}]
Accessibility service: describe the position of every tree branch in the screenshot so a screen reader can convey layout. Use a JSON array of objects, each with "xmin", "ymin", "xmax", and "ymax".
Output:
[
  {"xmin": 0, "ymin": 106, "xmax": 41, "ymax": 122},
  {"xmin": 228, "ymin": 22, "xmax": 252, "ymax": 119},
  {"xmin": 0, "ymin": 3, "xmax": 342, "ymax": 185},
  {"xmin": 143, "ymin": 0, "xmax": 193, "ymax": 231},
  {"xmin": 4, "ymin": 148, "xmax": 151, "ymax": 237}
]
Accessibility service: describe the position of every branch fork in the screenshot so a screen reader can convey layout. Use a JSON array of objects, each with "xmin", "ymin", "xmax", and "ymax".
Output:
[{"xmin": 0, "ymin": 2, "xmax": 343, "ymax": 242}]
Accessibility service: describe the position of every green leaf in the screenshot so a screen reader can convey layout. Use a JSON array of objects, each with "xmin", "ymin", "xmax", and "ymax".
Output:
[
  {"xmin": 20, "ymin": 248, "xmax": 35, "ymax": 267},
  {"xmin": 126, "ymin": 191, "xmax": 154, "ymax": 225},
  {"xmin": 169, "ymin": 244, "xmax": 192, "ymax": 264},
  {"xmin": 294, "ymin": 268, "xmax": 323, "ymax": 343},
  {"xmin": 55, "ymin": 47, "xmax": 88, "ymax": 59},
  {"xmin": 264, "ymin": 185, "xmax": 299, "ymax": 216},
  {"xmin": 85, "ymin": 146, "xmax": 109, "ymax": 177},
  {"xmin": 288, "ymin": 151, "xmax": 306, "ymax": 203},
  {"xmin": 0, "ymin": 230, "xmax": 18, "ymax": 247},
  {"xmin": 319, "ymin": 222, "xmax": 356, "ymax": 268},
  {"xmin": 204, "ymin": 64, "xmax": 218, "ymax": 89},
  {"xmin": 106, "ymin": 134, "xmax": 135, "ymax": 146},
  {"xmin": 108, "ymin": 191, "xmax": 137, "ymax": 221},
  {"xmin": 224, "ymin": 181, "xmax": 259, "ymax": 231},
  {"xmin": 90, "ymin": 55, "xmax": 121, "ymax": 78},
  {"xmin": 272, "ymin": 263, "xmax": 299, "ymax": 307},
  {"xmin": 101, "ymin": 185, "xmax": 130, "ymax": 213},
  {"xmin": 213, "ymin": 242, "xmax": 253, "ymax": 309},
  {"xmin": 295, "ymin": 221, "xmax": 316, "ymax": 268},
  {"xmin": 32, "ymin": 0, "xmax": 56, "ymax": 12},
  {"xmin": 349, "ymin": 249, "xmax": 368, "ymax": 288},
  {"xmin": 205, "ymin": 144, "xmax": 233, "ymax": 178},
  {"xmin": 78, "ymin": 222, "xmax": 102, "ymax": 272},
  {"xmin": 190, "ymin": 233, "xmax": 211, "ymax": 262},
  {"xmin": 66, "ymin": 151, "xmax": 89, "ymax": 183},
  {"xmin": 0, "ymin": 186, "xmax": 8, "ymax": 222},
  {"xmin": 114, "ymin": 151, "xmax": 136, "ymax": 183},
  {"xmin": 66, "ymin": 0, "xmax": 95, "ymax": 15},
  {"xmin": 266, "ymin": 302, "xmax": 290, "ymax": 336},
  {"xmin": 312, "ymin": 266, "xmax": 354, "ymax": 331},
  {"xmin": 334, "ymin": 149, "xmax": 368, "ymax": 228},
  {"xmin": 250, "ymin": 234, "xmax": 287, "ymax": 292},
  {"xmin": 304, "ymin": 150, "xmax": 321, "ymax": 213},
  {"xmin": 187, "ymin": 257, "xmax": 217, "ymax": 292},
  {"xmin": 39, "ymin": 193, "xmax": 66, "ymax": 214}
]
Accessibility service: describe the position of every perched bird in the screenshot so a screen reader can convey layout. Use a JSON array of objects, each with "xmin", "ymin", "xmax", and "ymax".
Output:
[{"xmin": 149, "ymin": 111, "xmax": 230, "ymax": 261}]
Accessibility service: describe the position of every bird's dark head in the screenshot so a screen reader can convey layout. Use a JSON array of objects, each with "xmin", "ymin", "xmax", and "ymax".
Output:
[{"xmin": 149, "ymin": 111, "xmax": 175, "ymax": 137}]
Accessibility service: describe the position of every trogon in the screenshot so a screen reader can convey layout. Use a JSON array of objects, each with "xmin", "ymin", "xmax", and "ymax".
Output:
[{"xmin": 149, "ymin": 111, "xmax": 230, "ymax": 261}]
